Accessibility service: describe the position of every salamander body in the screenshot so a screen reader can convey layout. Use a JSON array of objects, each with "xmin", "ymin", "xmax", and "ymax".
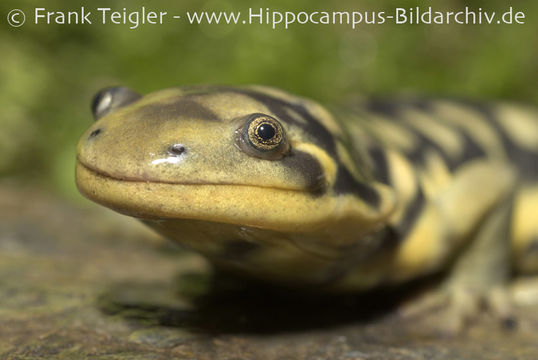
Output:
[{"xmin": 76, "ymin": 85, "xmax": 538, "ymax": 302}]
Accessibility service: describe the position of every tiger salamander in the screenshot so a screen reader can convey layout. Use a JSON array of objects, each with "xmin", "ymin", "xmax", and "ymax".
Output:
[{"xmin": 76, "ymin": 85, "xmax": 538, "ymax": 329}]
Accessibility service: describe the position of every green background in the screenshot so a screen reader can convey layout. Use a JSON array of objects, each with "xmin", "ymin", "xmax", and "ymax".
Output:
[{"xmin": 1, "ymin": 0, "xmax": 537, "ymax": 200}]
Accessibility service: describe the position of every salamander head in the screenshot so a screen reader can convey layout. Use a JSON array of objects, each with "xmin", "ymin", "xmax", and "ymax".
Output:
[{"xmin": 76, "ymin": 85, "xmax": 395, "ymax": 284}]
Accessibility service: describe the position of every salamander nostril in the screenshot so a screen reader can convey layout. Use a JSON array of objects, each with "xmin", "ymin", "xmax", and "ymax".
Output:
[
  {"xmin": 168, "ymin": 144, "xmax": 186, "ymax": 156},
  {"xmin": 88, "ymin": 128, "xmax": 102, "ymax": 139}
]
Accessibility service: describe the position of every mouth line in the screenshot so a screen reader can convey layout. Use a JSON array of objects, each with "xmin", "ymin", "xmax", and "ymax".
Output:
[
  {"xmin": 76, "ymin": 158, "xmax": 310, "ymax": 193},
  {"xmin": 76, "ymin": 159, "xmax": 341, "ymax": 262}
]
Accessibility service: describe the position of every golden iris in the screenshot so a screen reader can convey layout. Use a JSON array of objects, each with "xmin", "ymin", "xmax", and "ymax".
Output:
[{"xmin": 247, "ymin": 115, "xmax": 284, "ymax": 151}]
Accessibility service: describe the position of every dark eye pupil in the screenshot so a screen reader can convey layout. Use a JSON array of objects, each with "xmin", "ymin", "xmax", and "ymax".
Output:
[{"xmin": 257, "ymin": 123, "xmax": 276, "ymax": 141}]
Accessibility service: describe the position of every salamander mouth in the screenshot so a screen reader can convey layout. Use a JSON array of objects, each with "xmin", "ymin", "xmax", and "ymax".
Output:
[
  {"xmin": 75, "ymin": 158, "xmax": 393, "ymax": 263},
  {"xmin": 76, "ymin": 159, "xmax": 367, "ymax": 264},
  {"xmin": 76, "ymin": 158, "xmax": 309, "ymax": 192},
  {"xmin": 74, "ymin": 158, "xmax": 342, "ymax": 234}
]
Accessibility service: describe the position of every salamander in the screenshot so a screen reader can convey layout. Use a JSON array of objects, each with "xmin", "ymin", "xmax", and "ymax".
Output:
[{"xmin": 76, "ymin": 85, "xmax": 538, "ymax": 330}]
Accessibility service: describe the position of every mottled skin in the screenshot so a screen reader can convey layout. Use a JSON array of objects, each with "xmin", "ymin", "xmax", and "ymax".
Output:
[{"xmin": 76, "ymin": 85, "xmax": 538, "ymax": 330}]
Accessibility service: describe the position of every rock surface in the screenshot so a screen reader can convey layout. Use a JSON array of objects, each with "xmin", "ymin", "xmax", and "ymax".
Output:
[{"xmin": 1, "ymin": 184, "xmax": 537, "ymax": 359}]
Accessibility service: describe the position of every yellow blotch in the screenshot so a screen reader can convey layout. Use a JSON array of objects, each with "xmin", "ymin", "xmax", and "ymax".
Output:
[
  {"xmin": 249, "ymin": 85, "xmax": 298, "ymax": 103},
  {"xmin": 386, "ymin": 150, "xmax": 419, "ymax": 224},
  {"xmin": 417, "ymin": 151, "xmax": 453, "ymax": 198},
  {"xmin": 336, "ymin": 142, "xmax": 365, "ymax": 182},
  {"xmin": 401, "ymin": 108, "xmax": 463, "ymax": 160},
  {"xmin": 494, "ymin": 103, "xmax": 538, "ymax": 152},
  {"xmin": 141, "ymin": 88, "xmax": 184, "ymax": 103},
  {"xmin": 433, "ymin": 100, "xmax": 506, "ymax": 160},
  {"xmin": 284, "ymin": 107, "xmax": 308, "ymax": 125},
  {"xmin": 389, "ymin": 204, "xmax": 447, "ymax": 281},
  {"xmin": 361, "ymin": 114, "xmax": 418, "ymax": 153},
  {"xmin": 302, "ymin": 99, "xmax": 343, "ymax": 137},
  {"xmin": 512, "ymin": 185, "xmax": 538, "ymax": 269}
]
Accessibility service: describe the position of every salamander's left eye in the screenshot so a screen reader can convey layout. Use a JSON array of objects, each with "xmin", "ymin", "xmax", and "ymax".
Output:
[{"xmin": 236, "ymin": 114, "xmax": 290, "ymax": 160}]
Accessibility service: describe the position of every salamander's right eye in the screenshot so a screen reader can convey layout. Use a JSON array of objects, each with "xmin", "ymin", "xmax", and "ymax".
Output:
[
  {"xmin": 91, "ymin": 86, "xmax": 142, "ymax": 121},
  {"xmin": 235, "ymin": 113, "xmax": 290, "ymax": 160}
]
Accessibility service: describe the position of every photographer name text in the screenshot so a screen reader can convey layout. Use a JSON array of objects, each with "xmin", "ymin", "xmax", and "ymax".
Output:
[{"xmin": 7, "ymin": 7, "xmax": 526, "ymax": 29}]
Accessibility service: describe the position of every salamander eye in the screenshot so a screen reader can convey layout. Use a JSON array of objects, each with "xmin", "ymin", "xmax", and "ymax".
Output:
[
  {"xmin": 91, "ymin": 86, "xmax": 142, "ymax": 121},
  {"xmin": 236, "ymin": 114, "xmax": 290, "ymax": 160}
]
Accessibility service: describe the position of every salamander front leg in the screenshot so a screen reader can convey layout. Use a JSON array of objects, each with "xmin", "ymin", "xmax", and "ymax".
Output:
[{"xmin": 401, "ymin": 192, "xmax": 515, "ymax": 335}]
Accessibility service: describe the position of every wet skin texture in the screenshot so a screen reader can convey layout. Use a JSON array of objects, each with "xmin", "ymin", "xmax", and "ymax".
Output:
[{"xmin": 76, "ymin": 85, "xmax": 538, "ymax": 331}]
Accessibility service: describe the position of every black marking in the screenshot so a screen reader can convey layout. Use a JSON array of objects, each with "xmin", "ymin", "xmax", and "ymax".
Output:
[
  {"xmin": 334, "ymin": 165, "xmax": 380, "ymax": 208},
  {"xmin": 281, "ymin": 150, "xmax": 326, "ymax": 194},
  {"xmin": 404, "ymin": 120, "xmax": 488, "ymax": 171},
  {"xmin": 228, "ymin": 89, "xmax": 338, "ymax": 157},
  {"xmin": 366, "ymin": 99, "xmax": 431, "ymax": 235},
  {"xmin": 365, "ymin": 97, "xmax": 401, "ymax": 117},
  {"xmin": 395, "ymin": 185, "xmax": 425, "ymax": 238},
  {"xmin": 88, "ymin": 128, "xmax": 102, "ymax": 139},
  {"xmin": 366, "ymin": 98, "xmax": 454, "ymax": 168},
  {"xmin": 403, "ymin": 129, "xmax": 454, "ymax": 169},
  {"xmin": 378, "ymin": 226, "xmax": 401, "ymax": 248},
  {"xmin": 367, "ymin": 146, "xmax": 390, "ymax": 184},
  {"xmin": 365, "ymin": 97, "xmax": 431, "ymax": 118},
  {"xmin": 366, "ymin": 98, "xmax": 488, "ymax": 171},
  {"xmin": 462, "ymin": 101, "xmax": 538, "ymax": 180},
  {"xmin": 173, "ymin": 87, "xmax": 391, "ymax": 200},
  {"xmin": 458, "ymin": 129, "xmax": 488, "ymax": 163},
  {"xmin": 422, "ymin": 99, "xmax": 488, "ymax": 165},
  {"xmin": 228, "ymin": 89, "xmax": 388, "ymax": 201},
  {"xmin": 139, "ymin": 99, "xmax": 219, "ymax": 122}
]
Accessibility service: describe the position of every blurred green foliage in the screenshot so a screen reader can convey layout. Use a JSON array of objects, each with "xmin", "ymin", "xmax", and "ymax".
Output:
[{"xmin": 1, "ymin": 0, "xmax": 537, "ymax": 200}]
